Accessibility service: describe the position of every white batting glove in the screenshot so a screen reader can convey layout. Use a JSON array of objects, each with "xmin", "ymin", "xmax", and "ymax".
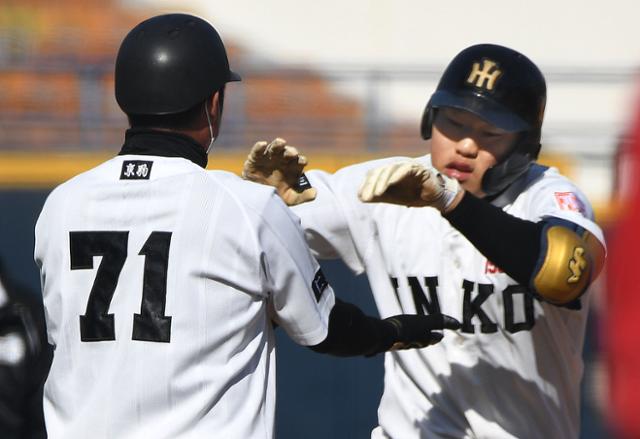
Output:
[
  {"xmin": 242, "ymin": 137, "xmax": 317, "ymax": 206},
  {"xmin": 358, "ymin": 161, "xmax": 463, "ymax": 212}
]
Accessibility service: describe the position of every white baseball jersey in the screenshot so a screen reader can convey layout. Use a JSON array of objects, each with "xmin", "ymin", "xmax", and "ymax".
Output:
[
  {"xmin": 293, "ymin": 155, "xmax": 605, "ymax": 439},
  {"xmin": 34, "ymin": 154, "xmax": 335, "ymax": 439}
]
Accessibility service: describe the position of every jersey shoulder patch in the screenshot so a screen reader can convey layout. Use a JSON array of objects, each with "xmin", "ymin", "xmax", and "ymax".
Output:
[{"xmin": 553, "ymin": 191, "xmax": 585, "ymax": 214}]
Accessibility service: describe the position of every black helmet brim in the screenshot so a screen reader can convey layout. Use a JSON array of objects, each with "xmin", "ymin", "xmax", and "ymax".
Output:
[{"xmin": 429, "ymin": 90, "xmax": 530, "ymax": 133}]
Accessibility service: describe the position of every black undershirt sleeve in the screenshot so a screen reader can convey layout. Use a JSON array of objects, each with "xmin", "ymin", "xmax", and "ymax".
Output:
[
  {"xmin": 443, "ymin": 191, "xmax": 545, "ymax": 285},
  {"xmin": 309, "ymin": 298, "xmax": 396, "ymax": 357}
]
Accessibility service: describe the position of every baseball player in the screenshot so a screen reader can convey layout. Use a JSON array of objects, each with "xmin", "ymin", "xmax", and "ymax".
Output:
[
  {"xmin": 243, "ymin": 44, "xmax": 606, "ymax": 438},
  {"xmin": 33, "ymin": 14, "xmax": 459, "ymax": 439}
]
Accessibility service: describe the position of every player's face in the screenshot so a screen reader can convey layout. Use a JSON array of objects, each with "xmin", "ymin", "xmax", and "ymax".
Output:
[{"xmin": 430, "ymin": 107, "xmax": 519, "ymax": 197}]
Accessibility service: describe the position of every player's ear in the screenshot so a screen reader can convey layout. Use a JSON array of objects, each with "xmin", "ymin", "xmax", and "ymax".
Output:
[{"xmin": 209, "ymin": 86, "xmax": 225, "ymax": 132}]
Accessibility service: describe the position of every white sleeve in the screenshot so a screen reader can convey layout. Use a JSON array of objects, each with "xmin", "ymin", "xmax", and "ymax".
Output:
[
  {"xmin": 292, "ymin": 156, "xmax": 420, "ymax": 275},
  {"xmin": 290, "ymin": 169, "xmax": 365, "ymax": 273},
  {"xmin": 258, "ymin": 194, "xmax": 335, "ymax": 346},
  {"xmin": 526, "ymin": 170, "xmax": 605, "ymax": 247}
]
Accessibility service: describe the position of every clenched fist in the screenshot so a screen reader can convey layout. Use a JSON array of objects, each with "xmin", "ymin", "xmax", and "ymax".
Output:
[{"xmin": 242, "ymin": 138, "xmax": 317, "ymax": 206}]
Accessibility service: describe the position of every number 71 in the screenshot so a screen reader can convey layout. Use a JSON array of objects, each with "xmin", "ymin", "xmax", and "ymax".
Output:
[{"xmin": 70, "ymin": 231, "xmax": 172, "ymax": 343}]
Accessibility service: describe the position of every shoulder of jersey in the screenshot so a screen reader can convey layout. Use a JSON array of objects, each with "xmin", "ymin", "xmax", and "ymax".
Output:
[
  {"xmin": 205, "ymin": 169, "xmax": 282, "ymax": 209},
  {"xmin": 43, "ymin": 158, "xmax": 120, "ymax": 204},
  {"xmin": 528, "ymin": 166, "xmax": 582, "ymax": 194}
]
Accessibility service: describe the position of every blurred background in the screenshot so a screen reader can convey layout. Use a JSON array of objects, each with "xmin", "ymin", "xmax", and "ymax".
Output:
[{"xmin": 1, "ymin": 0, "xmax": 638, "ymax": 437}]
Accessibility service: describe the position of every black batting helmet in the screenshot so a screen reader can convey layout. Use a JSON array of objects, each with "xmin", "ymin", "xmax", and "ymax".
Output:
[
  {"xmin": 421, "ymin": 44, "xmax": 546, "ymax": 196},
  {"xmin": 115, "ymin": 13, "xmax": 241, "ymax": 116}
]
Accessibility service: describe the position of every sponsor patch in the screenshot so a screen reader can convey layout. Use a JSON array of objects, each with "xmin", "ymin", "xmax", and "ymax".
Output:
[
  {"xmin": 120, "ymin": 160, "xmax": 153, "ymax": 180},
  {"xmin": 485, "ymin": 260, "xmax": 503, "ymax": 274},
  {"xmin": 312, "ymin": 269, "xmax": 328, "ymax": 302},
  {"xmin": 554, "ymin": 192, "xmax": 584, "ymax": 213}
]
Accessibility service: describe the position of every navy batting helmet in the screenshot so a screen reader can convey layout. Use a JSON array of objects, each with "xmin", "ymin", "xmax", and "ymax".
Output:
[
  {"xmin": 421, "ymin": 44, "xmax": 546, "ymax": 196},
  {"xmin": 115, "ymin": 13, "xmax": 241, "ymax": 116}
]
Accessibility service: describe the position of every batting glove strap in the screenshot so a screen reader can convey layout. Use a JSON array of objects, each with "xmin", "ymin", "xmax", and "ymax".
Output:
[{"xmin": 242, "ymin": 138, "xmax": 317, "ymax": 206}]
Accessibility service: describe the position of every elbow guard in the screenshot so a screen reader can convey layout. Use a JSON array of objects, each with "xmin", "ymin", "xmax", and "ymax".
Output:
[{"xmin": 532, "ymin": 224, "xmax": 605, "ymax": 305}]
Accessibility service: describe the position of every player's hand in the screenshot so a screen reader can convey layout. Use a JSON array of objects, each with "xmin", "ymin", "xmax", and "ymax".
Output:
[
  {"xmin": 358, "ymin": 161, "xmax": 463, "ymax": 213},
  {"xmin": 242, "ymin": 137, "xmax": 317, "ymax": 206},
  {"xmin": 383, "ymin": 314, "xmax": 460, "ymax": 351}
]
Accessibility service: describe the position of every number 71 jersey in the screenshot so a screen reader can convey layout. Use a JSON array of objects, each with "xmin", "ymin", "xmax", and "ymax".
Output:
[{"xmin": 34, "ymin": 155, "xmax": 334, "ymax": 439}]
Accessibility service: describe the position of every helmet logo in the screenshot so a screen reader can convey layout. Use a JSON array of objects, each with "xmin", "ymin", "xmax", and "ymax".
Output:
[{"xmin": 466, "ymin": 59, "xmax": 502, "ymax": 91}]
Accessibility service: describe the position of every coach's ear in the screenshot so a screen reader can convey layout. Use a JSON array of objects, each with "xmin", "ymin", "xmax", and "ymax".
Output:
[
  {"xmin": 207, "ymin": 88, "xmax": 225, "ymax": 139},
  {"xmin": 242, "ymin": 138, "xmax": 317, "ymax": 206}
]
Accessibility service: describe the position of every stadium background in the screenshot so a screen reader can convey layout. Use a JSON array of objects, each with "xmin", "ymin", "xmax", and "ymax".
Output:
[{"xmin": 1, "ymin": 0, "xmax": 636, "ymax": 437}]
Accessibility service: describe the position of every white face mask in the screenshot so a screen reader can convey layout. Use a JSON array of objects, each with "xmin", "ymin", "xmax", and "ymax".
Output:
[{"xmin": 204, "ymin": 101, "xmax": 216, "ymax": 154}]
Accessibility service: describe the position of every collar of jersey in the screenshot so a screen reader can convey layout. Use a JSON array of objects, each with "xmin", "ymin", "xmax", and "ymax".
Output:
[{"xmin": 119, "ymin": 128, "xmax": 208, "ymax": 168}]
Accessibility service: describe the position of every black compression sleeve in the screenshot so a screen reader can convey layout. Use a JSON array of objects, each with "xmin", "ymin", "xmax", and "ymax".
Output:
[
  {"xmin": 443, "ymin": 191, "xmax": 545, "ymax": 285},
  {"xmin": 309, "ymin": 298, "xmax": 396, "ymax": 357}
]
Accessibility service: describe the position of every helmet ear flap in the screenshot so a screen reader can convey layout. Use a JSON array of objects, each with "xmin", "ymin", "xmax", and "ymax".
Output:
[
  {"xmin": 530, "ymin": 142, "xmax": 541, "ymax": 160},
  {"xmin": 481, "ymin": 133, "xmax": 539, "ymax": 197},
  {"xmin": 526, "ymin": 129, "xmax": 542, "ymax": 159},
  {"xmin": 421, "ymin": 103, "xmax": 435, "ymax": 140}
]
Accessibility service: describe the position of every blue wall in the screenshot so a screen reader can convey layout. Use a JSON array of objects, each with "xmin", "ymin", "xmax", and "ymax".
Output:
[
  {"xmin": 0, "ymin": 190, "xmax": 49, "ymax": 293},
  {"xmin": 275, "ymin": 260, "xmax": 383, "ymax": 439}
]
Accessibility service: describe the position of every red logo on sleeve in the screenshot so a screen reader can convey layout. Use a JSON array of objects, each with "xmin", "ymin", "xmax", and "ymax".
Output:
[
  {"xmin": 485, "ymin": 260, "xmax": 503, "ymax": 274},
  {"xmin": 554, "ymin": 192, "xmax": 584, "ymax": 213}
]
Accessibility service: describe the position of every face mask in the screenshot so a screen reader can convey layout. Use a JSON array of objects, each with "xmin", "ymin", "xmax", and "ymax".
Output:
[{"xmin": 204, "ymin": 101, "xmax": 216, "ymax": 154}]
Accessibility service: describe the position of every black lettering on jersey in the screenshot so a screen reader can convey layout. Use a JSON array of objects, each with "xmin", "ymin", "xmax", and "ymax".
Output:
[
  {"xmin": 120, "ymin": 160, "xmax": 153, "ymax": 180},
  {"xmin": 71, "ymin": 231, "xmax": 128, "ymax": 341},
  {"xmin": 462, "ymin": 280, "xmax": 498, "ymax": 334},
  {"xmin": 390, "ymin": 276, "xmax": 399, "ymax": 295},
  {"xmin": 503, "ymin": 285, "xmax": 535, "ymax": 333},
  {"xmin": 71, "ymin": 230, "xmax": 173, "ymax": 343},
  {"xmin": 408, "ymin": 276, "xmax": 441, "ymax": 315},
  {"xmin": 132, "ymin": 232, "xmax": 173, "ymax": 342},
  {"xmin": 312, "ymin": 269, "xmax": 328, "ymax": 302},
  {"xmin": 390, "ymin": 277, "xmax": 400, "ymax": 308}
]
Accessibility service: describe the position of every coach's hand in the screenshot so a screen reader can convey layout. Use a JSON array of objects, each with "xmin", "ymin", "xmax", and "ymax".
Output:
[
  {"xmin": 358, "ymin": 161, "xmax": 463, "ymax": 213},
  {"xmin": 242, "ymin": 137, "xmax": 317, "ymax": 206},
  {"xmin": 382, "ymin": 313, "xmax": 461, "ymax": 352}
]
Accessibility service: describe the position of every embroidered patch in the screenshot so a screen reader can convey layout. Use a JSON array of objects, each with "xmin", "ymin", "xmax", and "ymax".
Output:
[
  {"xmin": 554, "ymin": 192, "xmax": 583, "ymax": 213},
  {"xmin": 120, "ymin": 160, "xmax": 153, "ymax": 180},
  {"xmin": 312, "ymin": 269, "xmax": 329, "ymax": 302}
]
